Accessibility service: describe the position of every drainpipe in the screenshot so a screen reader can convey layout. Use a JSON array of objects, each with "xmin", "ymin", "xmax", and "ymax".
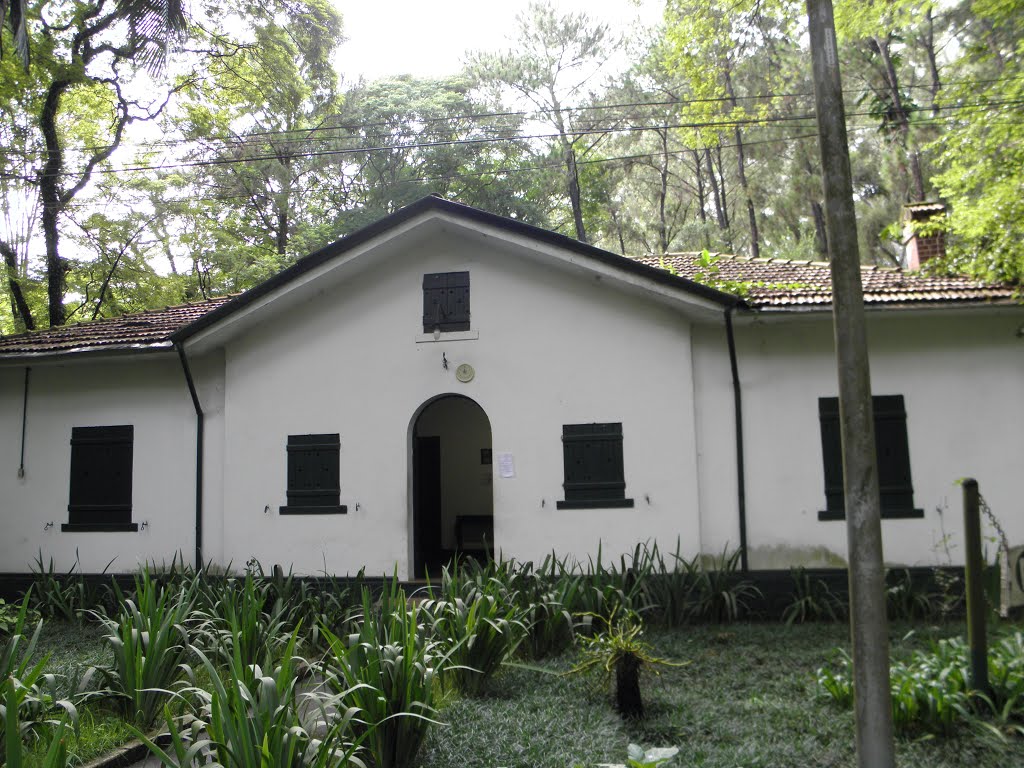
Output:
[
  {"xmin": 18, "ymin": 367, "xmax": 30, "ymax": 478},
  {"xmin": 174, "ymin": 343, "xmax": 204, "ymax": 571},
  {"xmin": 725, "ymin": 307, "xmax": 749, "ymax": 572}
]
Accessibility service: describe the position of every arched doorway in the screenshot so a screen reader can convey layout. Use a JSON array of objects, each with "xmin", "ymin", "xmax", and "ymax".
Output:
[{"xmin": 411, "ymin": 395, "xmax": 493, "ymax": 578}]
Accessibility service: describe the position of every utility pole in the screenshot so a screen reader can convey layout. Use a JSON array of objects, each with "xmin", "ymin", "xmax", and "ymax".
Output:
[{"xmin": 806, "ymin": 1, "xmax": 896, "ymax": 766}]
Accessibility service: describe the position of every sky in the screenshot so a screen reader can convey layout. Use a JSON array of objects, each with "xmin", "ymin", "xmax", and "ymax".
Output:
[{"xmin": 332, "ymin": 0, "xmax": 664, "ymax": 83}]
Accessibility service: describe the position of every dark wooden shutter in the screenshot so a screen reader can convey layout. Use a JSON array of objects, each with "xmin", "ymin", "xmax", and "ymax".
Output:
[
  {"xmin": 286, "ymin": 434, "xmax": 340, "ymax": 508},
  {"xmin": 422, "ymin": 272, "xmax": 470, "ymax": 332},
  {"xmin": 817, "ymin": 398, "xmax": 844, "ymax": 515},
  {"xmin": 818, "ymin": 395, "xmax": 918, "ymax": 519},
  {"xmin": 562, "ymin": 423, "xmax": 626, "ymax": 502},
  {"xmin": 873, "ymin": 395, "xmax": 914, "ymax": 512},
  {"xmin": 68, "ymin": 425, "xmax": 133, "ymax": 526}
]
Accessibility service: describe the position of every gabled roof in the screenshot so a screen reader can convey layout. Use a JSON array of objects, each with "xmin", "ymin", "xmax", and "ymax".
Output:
[
  {"xmin": 169, "ymin": 195, "xmax": 740, "ymax": 344},
  {"xmin": 637, "ymin": 253, "xmax": 1018, "ymax": 310},
  {"xmin": 0, "ymin": 297, "xmax": 233, "ymax": 358}
]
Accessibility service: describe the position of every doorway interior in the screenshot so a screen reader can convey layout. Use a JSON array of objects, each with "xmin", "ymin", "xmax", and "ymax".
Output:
[{"xmin": 412, "ymin": 395, "xmax": 493, "ymax": 578}]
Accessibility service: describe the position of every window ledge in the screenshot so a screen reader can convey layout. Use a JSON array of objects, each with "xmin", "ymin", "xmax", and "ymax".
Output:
[
  {"xmin": 279, "ymin": 505, "xmax": 348, "ymax": 515},
  {"xmin": 818, "ymin": 507, "xmax": 924, "ymax": 521},
  {"xmin": 61, "ymin": 523, "xmax": 139, "ymax": 532},
  {"xmin": 557, "ymin": 498, "xmax": 634, "ymax": 510},
  {"xmin": 415, "ymin": 331, "xmax": 479, "ymax": 343}
]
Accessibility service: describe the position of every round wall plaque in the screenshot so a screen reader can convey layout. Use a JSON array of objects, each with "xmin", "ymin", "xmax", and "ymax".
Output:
[{"xmin": 455, "ymin": 363, "xmax": 475, "ymax": 383}]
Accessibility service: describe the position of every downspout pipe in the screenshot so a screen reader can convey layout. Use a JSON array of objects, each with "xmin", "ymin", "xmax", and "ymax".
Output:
[
  {"xmin": 18, "ymin": 367, "xmax": 30, "ymax": 478},
  {"xmin": 174, "ymin": 343, "xmax": 204, "ymax": 571},
  {"xmin": 725, "ymin": 307, "xmax": 749, "ymax": 572}
]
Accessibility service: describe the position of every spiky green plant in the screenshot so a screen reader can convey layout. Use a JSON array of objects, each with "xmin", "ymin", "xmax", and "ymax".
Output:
[
  {"xmin": 0, "ymin": 592, "xmax": 76, "ymax": 763},
  {"xmin": 321, "ymin": 583, "xmax": 445, "ymax": 768},
  {"xmin": 138, "ymin": 630, "xmax": 363, "ymax": 768},
  {"xmin": 195, "ymin": 569, "xmax": 297, "ymax": 679},
  {"xmin": 570, "ymin": 607, "xmax": 686, "ymax": 720},
  {"xmin": 782, "ymin": 567, "xmax": 846, "ymax": 625},
  {"xmin": 86, "ymin": 568, "xmax": 197, "ymax": 727}
]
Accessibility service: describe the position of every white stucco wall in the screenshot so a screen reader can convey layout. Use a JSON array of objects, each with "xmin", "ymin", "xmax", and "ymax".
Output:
[
  {"xmin": 0, "ymin": 356, "xmax": 200, "ymax": 573},
  {"xmin": 206, "ymin": 227, "xmax": 704, "ymax": 578},
  {"xmin": 734, "ymin": 309, "xmax": 1024, "ymax": 569}
]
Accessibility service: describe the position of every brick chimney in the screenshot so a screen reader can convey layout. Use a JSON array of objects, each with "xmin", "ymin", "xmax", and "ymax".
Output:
[{"xmin": 903, "ymin": 202, "xmax": 947, "ymax": 270}]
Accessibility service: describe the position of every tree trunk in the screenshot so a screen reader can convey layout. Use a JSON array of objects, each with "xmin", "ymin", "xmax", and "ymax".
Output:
[
  {"xmin": 873, "ymin": 35, "xmax": 925, "ymax": 201},
  {"xmin": 811, "ymin": 200, "xmax": 828, "ymax": 258},
  {"xmin": 1, "ymin": 239, "xmax": 35, "ymax": 331},
  {"xmin": 723, "ymin": 67, "xmax": 760, "ymax": 258},
  {"xmin": 656, "ymin": 129, "xmax": 670, "ymax": 254},
  {"xmin": 565, "ymin": 147, "xmax": 588, "ymax": 243},
  {"xmin": 691, "ymin": 149, "xmax": 711, "ymax": 250},
  {"xmin": 40, "ymin": 79, "xmax": 73, "ymax": 327},
  {"xmin": 705, "ymin": 148, "xmax": 727, "ymax": 231},
  {"xmin": 615, "ymin": 653, "xmax": 644, "ymax": 719}
]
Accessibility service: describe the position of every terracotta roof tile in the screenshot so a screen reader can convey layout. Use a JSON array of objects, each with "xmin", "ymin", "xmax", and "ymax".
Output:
[
  {"xmin": 0, "ymin": 297, "xmax": 234, "ymax": 357},
  {"xmin": 635, "ymin": 253, "xmax": 1017, "ymax": 309}
]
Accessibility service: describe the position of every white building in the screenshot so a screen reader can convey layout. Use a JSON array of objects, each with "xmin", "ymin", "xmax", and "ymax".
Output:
[{"xmin": 1, "ymin": 197, "xmax": 1021, "ymax": 578}]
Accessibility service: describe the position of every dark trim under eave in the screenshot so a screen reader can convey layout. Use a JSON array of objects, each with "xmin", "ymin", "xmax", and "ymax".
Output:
[
  {"xmin": 725, "ymin": 307, "xmax": 749, "ymax": 572},
  {"xmin": 174, "ymin": 343, "xmax": 204, "ymax": 571},
  {"xmin": 171, "ymin": 195, "xmax": 745, "ymax": 344}
]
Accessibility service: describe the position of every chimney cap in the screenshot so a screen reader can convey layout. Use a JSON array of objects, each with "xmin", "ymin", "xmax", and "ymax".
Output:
[{"xmin": 903, "ymin": 201, "xmax": 946, "ymax": 221}]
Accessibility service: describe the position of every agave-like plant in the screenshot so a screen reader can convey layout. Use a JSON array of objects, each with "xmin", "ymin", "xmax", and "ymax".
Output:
[
  {"xmin": 194, "ymin": 569, "xmax": 298, "ymax": 680},
  {"xmin": 85, "ymin": 568, "xmax": 197, "ymax": 728},
  {"xmin": 321, "ymin": 582, "xmax": 445, "ymax": 768},
  {"xmin": 423, "ymin": 563, "xmax": 527, "ymax": 695},
  {"xmin": 1, "ymin": 592, "xmax": 77, "ymax": 763},
  {"xmin": 139, "ymin": 630, "xmax": 365, "ymax": 768}
]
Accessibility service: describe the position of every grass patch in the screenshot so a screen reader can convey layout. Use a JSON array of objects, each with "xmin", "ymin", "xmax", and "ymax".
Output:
[{"xmin": 419, "ymin": 623, "xmax": 1024, "ymax": 768}]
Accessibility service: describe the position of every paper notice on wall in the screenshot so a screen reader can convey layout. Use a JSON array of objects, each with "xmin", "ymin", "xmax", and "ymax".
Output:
[{"xmin": 497, "ymin": 452, "xmax": 515, "ymax": 478}]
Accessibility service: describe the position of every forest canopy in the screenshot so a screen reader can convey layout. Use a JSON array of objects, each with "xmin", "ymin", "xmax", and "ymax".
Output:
[{"xmin": 1, "ymin": 0, "xmax": 1021, "ymax": 333}]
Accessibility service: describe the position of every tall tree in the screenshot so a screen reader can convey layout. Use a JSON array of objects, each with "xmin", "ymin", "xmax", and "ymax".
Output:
[
  {"xmin": 1, "ymin": 0, "xmax": 191, "ymax": 326},
  {"xmin": 468, "ymin": 0, "xmax": 617, "ymax": 243}
]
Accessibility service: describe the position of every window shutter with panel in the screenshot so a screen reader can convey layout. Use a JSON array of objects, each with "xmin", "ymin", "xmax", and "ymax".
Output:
[
  {"xmin": 558, "ymin": 423, "xmax": 633, "ymax": 509},
  {"xmin": 281, "ymin": 434, "xmax": 346, "ymax": 514},
  {"xmin": 65, "ymin": 425, "xmax": 135, "ymax": 531},
  {"xmin": 422, "ymin": 272, "xmax": 470, "ymax": 333}
]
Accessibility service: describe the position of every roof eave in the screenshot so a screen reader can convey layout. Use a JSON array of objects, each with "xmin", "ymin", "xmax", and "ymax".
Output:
[{"xmin": 0, "ymin": 342, "xmax": 175, "ymax": 366}]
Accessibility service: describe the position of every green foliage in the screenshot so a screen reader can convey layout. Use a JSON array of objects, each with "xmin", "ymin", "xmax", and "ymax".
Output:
[
  {"xmin": 818, "ymin": 629, "xmax": 1024, "ymax": 738},
  {"xmin": 30, "ymin": 551, "xmax": 116, "ymax": 623},
  {"xmin": 0, "ymin": 597, "xmax": 40, "ymax": 639},
  {"xmin": 0, "ymin": 593, "xmax": 76, "ymax": 764},
  {"xmin": 886, "ymin": 568, "xmax": 938, "ymax": 621},
  {"xmin": 139, "ymin": 631, "xmax": 362, "ymax": 768},
  {"xmin": 86, "ymin": 569, "xmax": 197, "ymax": 727},
  {"xmin": 423, "ymin": 563, "xmax": 527, "ymax": 696},
  {"xmin": 571, "ymin": 608, "xmax": 687, "ymax": 719},
  {"xmin": 782, "ymin": 568, "xmax": 846, "ymax": 625},
  {"xmin": 320, "ymin": 584, "xmax": 443, "ymax": 768}
]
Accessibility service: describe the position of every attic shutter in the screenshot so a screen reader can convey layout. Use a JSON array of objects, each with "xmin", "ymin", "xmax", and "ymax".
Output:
[
  {"xmin": 422, "ymin": 272, "xmax": 470, "ymax": 332},
  {"xmin": 68, "ymin": 425, "xmax": 133, "ymax": 527},
  {"xmin": 561, "ymin": 423, "xmax": 626, "ymax": 503},
  {"xmin": 285, "ymin": 434, "xmax": 342, "ymax": 510}
]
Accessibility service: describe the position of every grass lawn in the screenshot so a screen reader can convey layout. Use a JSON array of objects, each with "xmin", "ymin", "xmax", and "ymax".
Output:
[
  {"xmin": 420, "ymin": 622, "xmax": 1024, "ymax": 768},
  {"xmin": 23, "ymin": 619, "xmax": 1024, "ymax": 767}
]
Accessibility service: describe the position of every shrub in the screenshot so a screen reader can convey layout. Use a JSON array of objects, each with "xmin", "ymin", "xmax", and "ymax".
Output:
[
  {"xmin": 320, "ymin": 583, "xmax": 444, "ymax": 768},
  {"xmin": 86, "ymin": 568, "xmax": 197, "ymax": 727},
  {"xmin": 570, "ymin": 608, "xmax": 686, "ymax": 720},
  {"xmin": 0, "ymin": 593, "xmax": 76, "ymax": 763},
  {"xmin": 140, "ymin": 631, "xmax": 362, "ymax": 768},
  {"xmin": 782, "ymin": 568, "xmax": 845, "ymax": 625}
]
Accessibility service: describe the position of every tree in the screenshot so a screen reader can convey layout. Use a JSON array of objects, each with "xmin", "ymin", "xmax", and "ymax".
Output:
[
  {"xmin": 1, "ymin": 0, "xmax": 191, "ymax": 326},
  {"xmin": 928, "ymin": 0, "xmax": 1024, "ymax": 284},
  {"xmin": 469, "ymin": 0, "xmax": 617, "ymax": 243}
]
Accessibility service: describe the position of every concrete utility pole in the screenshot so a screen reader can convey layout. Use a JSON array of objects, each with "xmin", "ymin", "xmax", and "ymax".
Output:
[{"xmin": 806, "ymin": 1, "xmax": 896, "ymax": 766}]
